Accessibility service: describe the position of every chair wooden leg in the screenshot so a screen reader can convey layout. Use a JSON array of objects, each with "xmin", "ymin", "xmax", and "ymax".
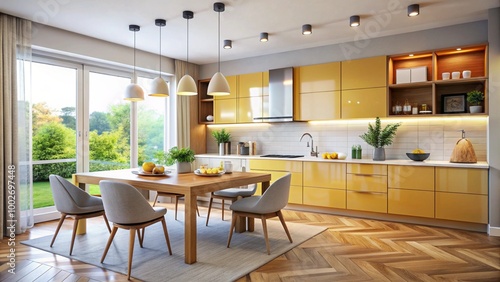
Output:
[
  {"xmin": 161, "ymin": 218, "xmax": 172, "ymax": 255},
  {"xmin": 152, "ymin": 193, "xmax": 160, "ymax": 207},
  {"xmin": 221, "ymin": 199, "xmax": 225, "ymax": 221},
  {"xmin": 277, "ymin": 210, "xmax": 293, "ymax": 243},
  {"xmin": 69, "ymin": 216, "xmax": 80, "ymax": 255},
  {"xmin": 127, "ymin": 229, "xmax": 136, "ymax": 280},
  {"xmin": 50, "ymin": 214, "xmax": 66, "ymax": 247},
  {"xmin": 206, "ymin": 196, "xmax": 214, "ymax": 226},
  {"xmin": 101, "ymin": 226, "xmax": 118, "ymax": 263},
  {"xmin": 174, "ymin": 196, "xmax": 179, "ymax": 220},
  {"xmin": 227, "ymin": 212, "xmax": 237, "ymax": 248},
  {"xmin": 261, "ymin": 215, "xmax": 271, "ymax": 255},
  {"xmin": 196, "ymin": 203, "xmax": 200, "ymax": 217},
  {"xmin": 103, "ymin": 214, "xmax": 111, "ymax": 233},
  {"xmin": 137, "ymin": 228, "xmax": 144, "ymax": 248}
]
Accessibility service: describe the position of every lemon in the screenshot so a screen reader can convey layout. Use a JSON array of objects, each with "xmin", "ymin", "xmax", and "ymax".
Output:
[
  {"xmin": 142, "ymin": 162, "xmax": 155, "ymax": 172},
  {"xmin": 199, "ymin": 168, "xmax": 207, "ymax": 174},
  {"xmin": 412, "ymin": 148, "xmax": 425, "ymax": 154},
  {"xmin": 330, "ymin": 152, "xmax": 338, "ymax": 159},
  {"xmin": 152, "ymin": 166, "xmax": 165, "ymax": 174}
]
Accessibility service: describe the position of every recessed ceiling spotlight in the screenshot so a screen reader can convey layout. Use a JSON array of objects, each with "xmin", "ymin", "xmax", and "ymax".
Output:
[
  {"xmin": 223, "ymin": 39, "xmax": 232, "ymax": 49},
  {"xmin": 456, "ymin": 48, "xmax": 462, "ymax": 51},
  {"xmin": 302, "ymin": 24, "xmax": 312, "ymax": 35},
  {"xmin": 349, "ymin": 15, "xmax": 360, "ymax": 27},
  {"xmin": 260, "ymin": 32, "xmax": 268, "ymax": 42},
  {"xmin": 409, "ymin": 54, "xmax": 414, "ymax": 57},
  {"xmin": 408, "ymin": 4, "xmax": 420, "ymax": 17}
]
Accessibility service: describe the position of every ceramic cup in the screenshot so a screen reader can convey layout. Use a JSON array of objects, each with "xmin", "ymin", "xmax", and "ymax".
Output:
[
  {"xmin": 442, "ymin": 72, "xmax": 450, "ymax": 80},
  {"xmin": 452, "ymin": 71, "xmax": 460, "ymax": 79},
  {"xmin": 463, "ymin": 70, "xmax": 471, "ymax": 78},
  {"xmin": 223, "ymin": 161, "xmax": 233, "ymax": 173}
]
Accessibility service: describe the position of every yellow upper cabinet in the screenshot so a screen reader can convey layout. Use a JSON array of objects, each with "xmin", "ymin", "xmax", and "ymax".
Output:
[
  {"xmin": 237, "ymin": 97, "xmax": 262, "ymax": 123},
  {"xmin": 299, "ymin": 91, "xmax": 341, "ymax": 120},
  {"xmin": 238, "ymin": 72, "xmax": 264, "ymax": 98},
  {"xmin": 298, "ymin": 62, "xmax": 341, "ymax": 93},
  {"xmin": 342, "ymin": 56, "xmax": 387, "ymax": 90},
  {"xmin": 214, "ymin": 98, "xmax": 236, "ymax": 124},
  {"xmin": 214, "ymin": 75, "xmax": 238, "ymax": 100},
  {"xmin": 341, "ymin": 87, "xmax": 387, "ymax": 119}
]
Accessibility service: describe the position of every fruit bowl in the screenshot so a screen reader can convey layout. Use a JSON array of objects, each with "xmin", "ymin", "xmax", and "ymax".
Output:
[{"xmin": 406, "ymin": 153, "xmax": 430, "ymax": 161}]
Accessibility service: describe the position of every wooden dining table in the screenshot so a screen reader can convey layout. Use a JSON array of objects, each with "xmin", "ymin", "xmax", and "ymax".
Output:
[{"xmin": 72, "ymin": 168, "xmax": 271, "ymax": 264}]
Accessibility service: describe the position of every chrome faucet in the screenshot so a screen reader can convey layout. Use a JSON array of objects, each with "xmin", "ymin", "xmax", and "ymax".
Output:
[{"xmin": 300, "ymin": 133, "xmax": 318, "ymax": 157}]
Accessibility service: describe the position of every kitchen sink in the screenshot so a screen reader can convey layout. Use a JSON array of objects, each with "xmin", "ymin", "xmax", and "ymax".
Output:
[{"xmin": 260, "ymin": 154, "xmax": 304, "ymax": 158}]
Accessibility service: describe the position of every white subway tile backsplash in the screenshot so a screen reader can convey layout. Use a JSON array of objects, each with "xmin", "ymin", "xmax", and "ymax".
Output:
[{"xmin": 206, "ymin": 118, "xmax": 487, "ymax": 161}]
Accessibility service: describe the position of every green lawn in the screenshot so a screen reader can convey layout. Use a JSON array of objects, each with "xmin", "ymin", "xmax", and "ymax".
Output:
[{"xmin": 33, "ymin": 180, "xmax": 101, "ymax": 209}]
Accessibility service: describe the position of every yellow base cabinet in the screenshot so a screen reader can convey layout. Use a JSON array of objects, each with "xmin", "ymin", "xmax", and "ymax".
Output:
[
  {"xmin": 388, "ymin": 165, "xmax": 435, "ymax": 218},
  {"xmin": 388, "ymin": 189, "xmax": 434, "ymax": 218},
  {"xmin": 347, "ymin": 191, "xmax": 387, "ymax": 213},
  {"xmin": 435, "ymin": 167, "xmax": 488, "ymax": 223},
  {"xmin": 303, "ymin": 162, "xmax": 346, "ymax": 208},
  {"xmin": 249, "ymin": 159, "xmax": 302, "ymax": 204},
  {"xmin": 346, "ymin": 164, "xmax": 387, "ymax": 213},
  {"xmin": 304, "ymin": 187, "xmax": 345, "ymax": 209}
]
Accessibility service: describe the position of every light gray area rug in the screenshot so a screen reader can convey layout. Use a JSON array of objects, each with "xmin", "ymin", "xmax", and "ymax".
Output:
[{"xmin": 22, "ymin": 211, "xmax": 325, "ymax": 281}]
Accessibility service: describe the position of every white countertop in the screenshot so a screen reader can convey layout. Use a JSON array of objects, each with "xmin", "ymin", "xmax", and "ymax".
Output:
[{"xmin": 195, "ymin": 154, "xmax": 489, "ymax": 169}]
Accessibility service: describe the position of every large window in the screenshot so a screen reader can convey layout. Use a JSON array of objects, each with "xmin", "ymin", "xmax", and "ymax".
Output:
[{"xmin": 29, "ymin": 55, "xmax": 172, "ymax": 221}]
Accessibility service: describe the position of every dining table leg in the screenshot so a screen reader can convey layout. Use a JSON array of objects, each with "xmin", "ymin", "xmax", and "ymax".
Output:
[{"xmin": 184, "ymin": 192, "xmax": 197, "ymax": 264}]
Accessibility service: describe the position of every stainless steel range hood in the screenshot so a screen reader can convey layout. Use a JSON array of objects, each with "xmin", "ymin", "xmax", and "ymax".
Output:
[{"xmin": 254, "ymin": 67, "xmax": 294, "ymax": 122}]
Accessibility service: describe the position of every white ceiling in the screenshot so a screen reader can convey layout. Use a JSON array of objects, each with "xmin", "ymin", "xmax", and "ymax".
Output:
[{"xmin": 1, "ymin": 0, "xmax": 499, "ymax": 65}]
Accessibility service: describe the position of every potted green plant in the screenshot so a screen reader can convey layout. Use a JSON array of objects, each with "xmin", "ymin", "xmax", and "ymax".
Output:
[
  {"xmin": 466, "ymin": 90, "xmax": 484, "ymax": 113},
  {"xmin": 359, "ymin": 117, "xmax": 402, "ymax": 161},
  {"xmin": 211, "ymin": 128, "xmax": 231, "ymax": 155},
  {"xmin": 157, "ymin": 146, "xmax": 195, "ymax": 173}
]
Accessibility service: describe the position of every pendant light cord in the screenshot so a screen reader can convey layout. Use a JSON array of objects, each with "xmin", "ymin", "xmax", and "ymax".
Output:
[
  {"xmin": 158, "ymin": 24, "xmax": 162, "ymax": 78},
  {"xmin": 133, "ymin": 30, "xmax": 137, "ymax": 82},
  {"xmin": 186, "ymin": 16, "xmax": 190, "ymax": 75},
  {"xmin": 217, "ymin": 10, "xmax": 221, "ymax": 72}
]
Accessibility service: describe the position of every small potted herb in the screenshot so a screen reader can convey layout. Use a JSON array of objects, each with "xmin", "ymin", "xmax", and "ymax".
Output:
[
  {"xmin": 156, "ymin": 146, "xmax": 195, "ymax": 173},
  {"xmin": 359, "ymin": 117, "xmax": 402, "ymax": 161},
  {"xmin": 466, "ymin": 90, "xmax": 484, "ymax": 113},
  {"xmin": 211, "ymin": 128, "xmax": 231, "ymax": 155}
]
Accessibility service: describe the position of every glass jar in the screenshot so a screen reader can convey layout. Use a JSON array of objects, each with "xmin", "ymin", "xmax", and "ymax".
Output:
[{"xmin": 403, "ymin": 99, "xmax": 412, "ymax": 115}]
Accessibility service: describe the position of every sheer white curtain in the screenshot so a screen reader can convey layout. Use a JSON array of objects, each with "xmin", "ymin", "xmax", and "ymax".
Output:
[
  {"xmin": 0, "ymin": 13, "xmax": 33, "ymax": 236},
  {"xmin": 174, "ymin": 60, "xmax": 199, "ymax": 148}
]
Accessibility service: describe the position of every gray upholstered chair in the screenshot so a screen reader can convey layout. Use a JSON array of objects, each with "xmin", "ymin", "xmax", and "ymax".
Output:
[
  {"xmin": 227, "ymin": 174, "xmax": 293, "ymax": 254},
  {"xmin": 205, "ymin": 184, "xmax": 257, "ymax": 226},
  {"xmin": 153, "ymin": 192, "xmax": 200, "ymax": 220},
  {"xmin": 99, "ymin": 180, "xmax": 172, "ymax": 280},
  {"xmin": 49, "ymin": 174, "xmax": 111, "ymax": 255}
]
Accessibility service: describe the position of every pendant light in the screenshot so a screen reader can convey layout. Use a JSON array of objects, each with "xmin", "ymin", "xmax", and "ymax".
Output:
[
  {"xmin": 149, "ymin": 19, "xmax": 169, "ymax": 97},
  {"xmin": 124, "ymin": 24, "xmax": 145, "ymax": 101},
  {"xmin": 207, "ymin": 2, "xmax": 230, "ymax": 96},
  {"xmin": 177, "ymin": 10, "xmax": 198, "ymax": 96}
]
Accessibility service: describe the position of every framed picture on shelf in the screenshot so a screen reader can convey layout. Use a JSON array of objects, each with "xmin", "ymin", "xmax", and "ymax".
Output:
[{"xmin": 441, "ymin": 93, "xmax": 467, "ymax": 114}]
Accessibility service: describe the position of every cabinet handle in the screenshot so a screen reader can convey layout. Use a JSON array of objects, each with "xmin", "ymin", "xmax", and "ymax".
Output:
[
  {"xmin": 352, "ymin": 190, "xmax": 386, "ymax": 195},
  {"xmin": 352, "ymin": 173, "xmax": 384, "ymax": 177}
]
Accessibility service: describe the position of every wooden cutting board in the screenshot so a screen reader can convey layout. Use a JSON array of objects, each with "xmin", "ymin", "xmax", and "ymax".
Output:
[{"xmin": 450, "ymin": 138, "xmax": 477, "ymax": 163}]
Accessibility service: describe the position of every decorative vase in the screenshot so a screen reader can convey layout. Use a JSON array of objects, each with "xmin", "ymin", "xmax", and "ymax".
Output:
[
  {"xmin": 176, "ymin": 162, "xmax": 192, "ymax": 173},
  {"xmin": 218, "ymin": 142, "xmax": 231, "ymax": 156},
  {"xmin": 373, "ymin": 147, "xmax": 386, "ymax": 161},
  {"xmin": 469, "ymin": 105, "xmax": 482, "ymax": 114}
]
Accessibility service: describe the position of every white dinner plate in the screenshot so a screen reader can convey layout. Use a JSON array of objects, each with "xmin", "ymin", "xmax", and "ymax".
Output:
[{"xmin": 132, "ymin": 170, "xmax": 171, "ymax": 177}]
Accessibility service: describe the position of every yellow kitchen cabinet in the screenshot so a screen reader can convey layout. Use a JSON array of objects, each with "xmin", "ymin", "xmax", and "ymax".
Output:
[
  {"xmin": 347, "ymin": 191, "xmax": 387, "ymax": 213},
  {"xmin": 435, "ymin": 167, "xmax": 488, "ymax": 223},
  {"xmin": 346, "ymin": 163, "xmax": 387, "ymax": 213},
  {"xmin": 341, "ymin": 87, "xmax": 387, "ymax": 119},
  {"xmin": 249, "ymin": 159, "xmax": 302, "ymax": 203},
  {"xmin": 388, "ymin": 165, "xmax": 434, "ymax": 191},
  {"xmin": 436, "ymin": 167, "xmax": 488, "ymax": 194},
  {"xmin": 237, "ymin": 96, "xmax": 262, "ymax": 123},
  {"xmin": 298, "ymin": 91, "xmax": 341, "ymax": 120},
  {"xmin": 298, "ymin": 62, "xmax": 341, "ymax": 93},
  {"xmin": 388, "ymin": 165, "xmax": 435, "ymax": 218},
  {"xmin": 214, "ymin": 98, "xmax": 236, "ymax": 124},
  {"xmin": 388, "ymin": 189, "xmax": 434, "ymax": 218},
  {"xmin": 238, "ymin": 72, "xmax": 264, "ymax": 98},
  {"xmin": 341, "ymin": 56, "xmax": 387, "ymax": 90},
  {"xmin": 213, "ymin": 75, "xmax": 238, "ymax": 100},
  {"xmin": 436, "ymin": 193, "xmax": 488, "ymax": 223},
  {"xmin": 303, "ymin": 162, "xmax": 346, "ymax": 208},
  {"xmin": 303, "ymin": 187, "xmax": 346, "ymax": 209}
]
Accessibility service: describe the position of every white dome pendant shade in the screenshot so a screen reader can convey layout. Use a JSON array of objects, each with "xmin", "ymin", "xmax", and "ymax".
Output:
[
  {"xmin": 124, "ymin": 83, "xmax": 145, "ymax": 101},
  {"xmin": 207, "ymin": 72, "xmax": 230, "ymax": 95},
  {"xmin": 177, "ymin": 10, "xmax": 198, "ymax": 96},
  {"xmin": 177, "ymin": 74, "xmax": 198, "ymax": 95},
  {"xmin": 124, "ymin": 24, "xmax": 145, "ymax": 101},
  {"xmin": 149, "ymin": 19, "xmax": 169, "ymax": 97},
  {"xmin": 207, "ymin": 2, "xmax": 230, "ymax": 96}
]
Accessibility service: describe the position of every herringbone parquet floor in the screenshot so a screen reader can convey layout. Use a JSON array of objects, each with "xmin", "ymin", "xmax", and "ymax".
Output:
[{"xmin": 2, "ymin": 204, "xmax": 500, "ymax": 281}]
